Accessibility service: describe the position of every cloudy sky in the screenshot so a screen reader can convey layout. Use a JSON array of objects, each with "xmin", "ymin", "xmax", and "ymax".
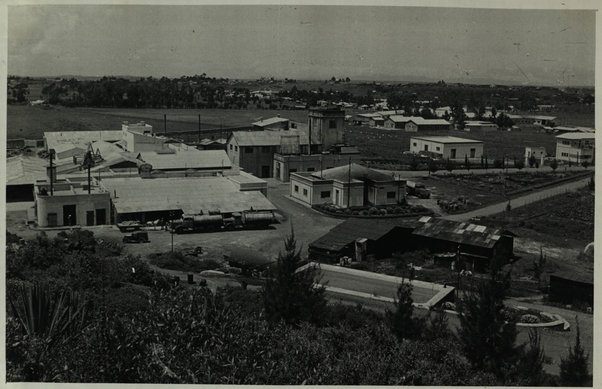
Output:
[{"xmin": 8, "ymin": 5, "xmax": 596, "ymax": 86}]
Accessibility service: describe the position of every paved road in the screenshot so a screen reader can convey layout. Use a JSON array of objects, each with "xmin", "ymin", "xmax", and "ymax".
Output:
[
  {"xmin": 317, "ymin": 267, "xmax": 438, "ymax": 304},
  {"xmin": 441, "ymin": 176, "xmax": 591, "ymax": 221}
]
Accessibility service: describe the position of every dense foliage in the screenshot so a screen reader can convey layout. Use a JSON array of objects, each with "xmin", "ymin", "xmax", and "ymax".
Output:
[{"xmin": 4, "ymin": 230, "xmax": 578, "ymax": 385}]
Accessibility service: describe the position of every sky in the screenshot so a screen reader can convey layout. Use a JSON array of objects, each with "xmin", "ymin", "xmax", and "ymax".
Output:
[{"xmin": 7, "ymin": 5, "xmax": 596, "ymax": 86}]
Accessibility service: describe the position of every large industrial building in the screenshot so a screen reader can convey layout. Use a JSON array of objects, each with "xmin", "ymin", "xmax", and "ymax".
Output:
[
  {"xmin": 28, "ymin": 121, "xmax": 276, "ymax": 228},
  {"xmin": 226, "ymin": 107, "xmax": 362, "ymax": 181}
]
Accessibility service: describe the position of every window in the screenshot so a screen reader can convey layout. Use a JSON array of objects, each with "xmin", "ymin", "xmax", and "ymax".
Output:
[
  {"xmin": 412, "ymin": 142, "xmax": 417, "ymax": 147},
  {"xmin": 470, "ymin": 148, "xmax": 476, "ymax": 158},
  {"xmin": 329, "ymin": 120, "xmax": 337, "ymax": 129},
  {"xmin": 321, "ymin": 191, "xmax": 330, "ymax": 198},
  {"xmin": 303, "ymin": 188, "xmax": 308, "ymax": 196},
  {"xmin": 436, "ymin": 146, "xmax": 440, "ymax": 151},
  {"xmin": 424, "ymin": 145, "xmax": 429, "ymax": 151},
  {"xmin": 562, "ymin": 140, "xmax": 570, "ymax": 145},
  {"xmin": 234, "ymin": 146, "xmax": 238, "ymax": 152},
  {"xmin": 261, "ymin": 146, "xmax": 270, "ymax": 153},
  {"xmin": 307, "ymin": 167, "xmax": 315, "ymax": 172},
  {"xmin": 294, "ymin": 185, "xmax": 299, "ymax": 193},
  {"xmin": 229, "ymin": 144, "xmax": 233, "ymax": 150},
  {"xmin": 387, "ymin": 191, "xmax": 396, "ymax": 199},
  {"xmin": 246, "ymin": 146, "xmax": 254, "ymax": 153},
  {"xmin": 561, "ymin": 152, "xmax": 569, "ymax": 157}
]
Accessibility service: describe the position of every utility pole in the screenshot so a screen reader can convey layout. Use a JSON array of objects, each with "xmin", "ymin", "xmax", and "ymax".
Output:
[
  {"xmin": 347, "ymin": 157, "xmax": 351, "ymax": 207},
  {"xmin": 198, "ymin": 114, "xmax": 201, "ymax": 143},
  {"xmin": 48, "ymin": 149, "xmax": 55, "ymax": 196},
  {"xmin": 164, "ymin": 113, "xmax": 167, "ymax": 135}
]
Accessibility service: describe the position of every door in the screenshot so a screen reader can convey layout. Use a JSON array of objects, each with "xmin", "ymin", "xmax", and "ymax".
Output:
[
  {"xmin": 86, "ymin": 211, "xmax": 94, "ymax": 226},
  {"xmin": 450, "ymin": 149, "xmax": 456, "ymax": 159},
  {"xmin": 335, "ymin": 189, "xmax": 340, "ymax": 206},
  {"xmin": 63, "ymin": 204, "xmax": 76, "ymax": 226},
  {"xmin": 48, "ymin": 213, "xmax": 58, "ymax": 227},
  {"xmin": 96, "ymin": 208, "xmax": 106, "ymax": 225},
  {"xmin": 261, "ymin": 165, "xmax": 270, "ymax": 178}
]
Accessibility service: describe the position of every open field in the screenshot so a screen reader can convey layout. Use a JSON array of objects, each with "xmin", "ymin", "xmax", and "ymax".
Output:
[
  {"xmin": 345, "ymin": 125, "xmax": 561, "ymax": 161},
  {"xmin": 479, "ymin": 187, "xmax": 594, "ymax": 246},
  {"xmin": 7, "ymin": 105, "xmax": 309, "ymax": 140}
]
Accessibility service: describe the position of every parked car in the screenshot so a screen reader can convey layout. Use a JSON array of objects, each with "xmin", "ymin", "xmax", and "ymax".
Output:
[{"xmin": 122, "ymin": 231, "xmax": 150, "ymax": 243}]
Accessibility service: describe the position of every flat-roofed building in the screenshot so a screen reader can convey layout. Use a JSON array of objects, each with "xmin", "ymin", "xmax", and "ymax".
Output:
[
  {"xmin": 34, "ymin": 178, "xmax": 111, "ymax": 227},
  {"xmin": 289, "ymin": 164, "xmax": 405, "ymax": 208},
  {"xmin": 464, "ymin": 121, "xmax": 498, "ymax": 132},
  {"xmin": 409, "ymin": 136, "xmax": 483, "ymax": 160},
  {"xmin": 252, "ymin": 116, "xmax": 290, "ymax": 131},
  {"xmin": 555, "ymin": 132, "xmax": 595, "ymax": 164}
]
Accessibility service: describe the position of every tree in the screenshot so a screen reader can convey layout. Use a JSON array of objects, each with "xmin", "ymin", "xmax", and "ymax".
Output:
[
  {"xmin": 263, "ymin": 229, "xmax": 326, "ymax": 325},
  {"xmin": 457, "ymin": 269, "xmax": 523, "ymax": 382},
  {"xmin": 550, "ymin": 159, "xmax": 558, "ymax": 171},
  {"xmin": 409, "ymin": 157, "xmax": 419, "ymax": 171},
  {"xmin": 428, "ymin": 159, "xmax": 438, "ymax": 175},
  {"xmin": 515, "ymin": 329, "xmax": 549, "ymax": 386},
  {"xmin": 445, "ymin": 158, "xmax": 455, "ymax": 174},
  {"xmin": 559, "ymin": 318, "xmax": 590, "ymax": 386},
  {"xmin": 386, "ymin": 278, "xmax": 423, "ymax": 340}
]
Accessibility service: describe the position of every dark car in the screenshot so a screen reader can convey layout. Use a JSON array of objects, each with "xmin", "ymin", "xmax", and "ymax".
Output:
[{"xmin": 122, "ymin": 231, "xmax": 150, "ymax": 243}]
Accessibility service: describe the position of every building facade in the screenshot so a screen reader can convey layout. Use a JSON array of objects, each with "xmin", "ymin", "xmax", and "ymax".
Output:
[
  {"xmin": 409, "ymin": 136, "xmax": 484, "ymax": 160},
  {"xmin": 308, "ymin": 107, "xmax": 345, "ymax": 148},
  {"xmin": 289, "ymin": 164, "xmax": 405, "ymax": 208},
  {"xmin": 35, "ymin": 178, "xmax": 111, "ymax": 227},
  {"xmin": 555, "ymin": 133, "xmax": 595, "ymax": 164}
]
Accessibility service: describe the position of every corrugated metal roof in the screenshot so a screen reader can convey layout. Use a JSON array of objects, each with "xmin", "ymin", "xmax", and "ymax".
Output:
[
  {"xmin": 413, "ymin": 218, "xmax": 509, "ymax": 249},
  {"xmin": 556, "ymin": 132, "xmax": 595, "ymax": 140},
  {"xmin": 139, "ymin": 150, "xmax": 231, "ymax": 170},
  {"xmin": 6, "ymin": 156, "xmax": 48, "ymax": 185},
  {"xmin": 252, "ymin": 117, "xmax": 290, "ymax": 127},
  {"xmin": 411, "ymin": 136, "xmax": 483, "ymax": 144},
  {"xmin": 231, "ymin": 129, "xmax": 317, "ymax": 146},
  {"xmin": 102, "ymin": 176, "xmax": 276, "ymax": 215}
]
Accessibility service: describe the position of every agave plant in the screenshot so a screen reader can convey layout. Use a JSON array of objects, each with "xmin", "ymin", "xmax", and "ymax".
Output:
[{"xmin": 9, "ymin": 282, "xmax": 89, "ymax": 344}]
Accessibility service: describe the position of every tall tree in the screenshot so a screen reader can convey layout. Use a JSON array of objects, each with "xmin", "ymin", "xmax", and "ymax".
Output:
[
  {"xmin": 263, "ymin": 229, "xmax": 326, "ymax": 325},
  {"xmin": 457, "ymin": 269, "xmax": 523, "ymax": 382},
  {"xmin": 559, "ymin": 318, "xmax": 590, "ymax": 387},
  {"xmin": 386, "ymin": 277, "xmax": 423, "ymax": 340}
]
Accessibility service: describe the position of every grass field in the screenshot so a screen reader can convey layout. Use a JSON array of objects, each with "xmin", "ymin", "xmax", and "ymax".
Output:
[
  {"xmin": 7, "ymin": 105, "xmax": 310, "ymax": 140},
  {"xmin": 345, "ymin": 125, "xmax": 562, "ymax": 161}
]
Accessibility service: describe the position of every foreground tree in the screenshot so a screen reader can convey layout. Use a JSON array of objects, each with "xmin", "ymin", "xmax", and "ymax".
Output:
[
  {"xmin": 456, "ymin": 268, "xmax": 523, "ymax": 382},
  {"xmin": 560, "ymin": 319, "xmax": 590, "ymax": 387},
  {"xmin": 263, "ymin": 229, "xmax": 326, "ymax": 325},
  {"xmin": 386, "ymin": 277, "xmax": 423, "ymax": 340}
]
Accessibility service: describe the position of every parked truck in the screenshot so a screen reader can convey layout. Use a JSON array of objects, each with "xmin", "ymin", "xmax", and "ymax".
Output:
[
  {"xmin": 406, "ymin": 181, "xmax": 431, "ymax": 199},
  {"xmin": 172, "ymin": 210, "xmax": 276, "ymax": 234}
]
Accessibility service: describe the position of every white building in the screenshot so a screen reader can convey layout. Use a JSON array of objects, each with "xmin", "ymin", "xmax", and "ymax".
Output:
[
  {"xmin": 409, "ymin": 136, "xmax": 484, "ymax": 160},
  {"xmin": 524, "ymin": 147, "xmax": 546, "ymax": 166},
  {"xmin": 555, "ymin": 133, "xmax": 595, "ymax": 164},
  {"xmin": 464, "ymin": 121, "xmax": 498, "ymax": 132}
]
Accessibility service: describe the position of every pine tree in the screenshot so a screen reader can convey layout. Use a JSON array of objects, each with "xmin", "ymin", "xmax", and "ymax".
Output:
[
  {"xmin": 457, "ymin": 269, "xmax": 522, "ymax": 381},
  {"xmin": 514, "ymin": 329, "xmax": 549, "ymax": 385},
  {"xmin": 386, "ymin": 278, "xmax": 423, "ymax": 340},
  {"xmin": 262, "ymin": 229, "xmax": 326, "ymax": 325},
  {"xmin": 560, "ymin": 318, "xmax": 590, "ymax": 386}
]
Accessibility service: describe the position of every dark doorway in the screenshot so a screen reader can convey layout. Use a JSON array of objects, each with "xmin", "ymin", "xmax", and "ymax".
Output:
[
  {"xmin": 86, "ymin": 211, "xmax": 94, "ymax": 226},
  {"xmin": 63, "ymin": 204, "xmax": 76, "ymax": 226},
  {"xmin": 48, "ymin": 213, "xmax": 58, "ymax": 227},
  {"xmin": 96, "ymin": 208, "xmax": 106, "ymax": 225},
  {"xmin": 261, "ymin": 165, "xmax": 270, "ymax": 178}
]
